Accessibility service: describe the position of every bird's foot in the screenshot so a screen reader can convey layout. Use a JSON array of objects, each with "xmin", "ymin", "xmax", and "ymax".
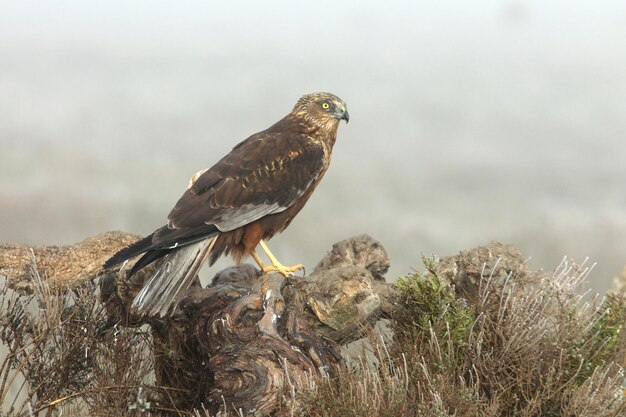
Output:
[
  {"xmin": 260, "ymin": 262, "xmax": 304, "ymax": 278},
  {"xmin": 251, "ymin": 241, "xmax": 305, "ymax": 277}
]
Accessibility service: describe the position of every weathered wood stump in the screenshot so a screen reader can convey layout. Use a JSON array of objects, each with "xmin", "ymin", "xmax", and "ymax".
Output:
[{"xmin": 1, "ymin": 232, "xmax": 394, "ymax": 416}]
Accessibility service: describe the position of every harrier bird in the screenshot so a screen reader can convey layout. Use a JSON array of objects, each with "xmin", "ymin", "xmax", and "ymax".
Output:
[{"xmin": 104, "ymin": 92, "xmax": 349, "ymax": 316}]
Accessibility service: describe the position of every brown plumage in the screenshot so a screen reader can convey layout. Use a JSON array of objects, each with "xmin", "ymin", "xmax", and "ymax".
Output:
[{"xmin": 104, "ymin": 92, "xmax": 349, "ymax": 316}]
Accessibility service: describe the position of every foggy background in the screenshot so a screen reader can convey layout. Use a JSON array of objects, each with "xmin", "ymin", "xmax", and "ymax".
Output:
[{"xmin": 1, "ymin": 1, "xmax": 625, "ymax": 293}]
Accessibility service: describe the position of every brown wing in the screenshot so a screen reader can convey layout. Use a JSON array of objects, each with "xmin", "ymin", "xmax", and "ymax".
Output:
[{"xmin": 152, "ymin": 128, "xmax": 326, "ymax": 246}]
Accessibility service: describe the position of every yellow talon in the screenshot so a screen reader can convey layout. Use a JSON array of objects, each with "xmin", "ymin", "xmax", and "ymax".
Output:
[{"xmin": 250, "ymin": 240, "xmax": 304, "ymax": 277}]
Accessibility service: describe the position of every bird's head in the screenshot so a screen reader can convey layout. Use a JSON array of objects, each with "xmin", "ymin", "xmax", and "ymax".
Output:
[{"xmin": 293, "ymin": 92, "xmax": 349, "ymax": 132}]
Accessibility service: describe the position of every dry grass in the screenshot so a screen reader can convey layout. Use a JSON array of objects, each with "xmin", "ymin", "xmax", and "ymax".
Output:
[
  {"xmin": 296, "ymin": 256, "xmax": 626, "ymax": 417},
  {"xmin": 0, "ymin": 262, "xmax": 155, "ymax": 416},
  {"xmin": 0, "ymin": 252, "xmax": 624, "ymax": 416}
]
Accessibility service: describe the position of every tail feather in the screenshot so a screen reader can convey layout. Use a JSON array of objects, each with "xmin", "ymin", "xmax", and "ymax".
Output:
[
  {"xmin": 131, "ymin": 236, "xmax": 217, "ymax": 317},
  {"xmin": 128, "ymin": 248, "xmax": 172, "ymax": 276},
  {"xmin": 103, "ymin": 233, "xmax": 156, "ymax": 270},
  {"xmin": 104, "ymin": 224, "xmax": 220, "ymax": 276}
]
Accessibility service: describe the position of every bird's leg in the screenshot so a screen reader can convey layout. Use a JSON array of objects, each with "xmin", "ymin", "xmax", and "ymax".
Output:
[
  {"xmin": 250, "ymin": 251, "xmax": 270, "ymax": 271},
  {"xmin": 251, "ymin": 240, "xmax": 304, "ymax": 277}
]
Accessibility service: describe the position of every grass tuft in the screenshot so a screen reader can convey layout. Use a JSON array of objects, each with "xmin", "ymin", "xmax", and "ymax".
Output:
[{"xmin": 297, "ymin": 254, "xmax": 626, "ymax": 417}]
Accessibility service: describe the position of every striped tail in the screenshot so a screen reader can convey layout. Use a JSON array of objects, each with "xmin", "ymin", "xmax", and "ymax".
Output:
[{"xmin": 131, "ymin": 236, "xmax": 217, "ymax": 317}]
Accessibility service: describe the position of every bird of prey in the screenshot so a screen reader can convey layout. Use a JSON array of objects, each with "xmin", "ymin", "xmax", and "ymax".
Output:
[{"xmin": 104, "ymin": 92, "xmax": 349, "ymax": 316}]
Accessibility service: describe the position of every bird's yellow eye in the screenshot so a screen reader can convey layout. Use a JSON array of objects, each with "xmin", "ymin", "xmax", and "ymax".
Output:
[{"xmin": 321, "ymin": 102, "xmax": 330, "ymax": 109}]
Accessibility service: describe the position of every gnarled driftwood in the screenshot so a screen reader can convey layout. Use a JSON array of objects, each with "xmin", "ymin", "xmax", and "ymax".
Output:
[{"xmin": 1, "ymin": 232, "xmax": 394, "ymax": 416}]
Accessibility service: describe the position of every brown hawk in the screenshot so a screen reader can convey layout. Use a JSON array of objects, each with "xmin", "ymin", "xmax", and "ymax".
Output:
[{"xmin": 104, "ymin": 92, "xmax": 349, "ymax": 316}]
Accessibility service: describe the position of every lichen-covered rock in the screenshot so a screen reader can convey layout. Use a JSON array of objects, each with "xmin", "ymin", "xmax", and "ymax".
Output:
[
  {"xmin": 306, "ymin": 265, "xmax": 381, "ymax": 343},
  {"xmin": 313, "ymin": 233, "xmax": 390, "ymax": 280},
  {"xmin": 436, "ymin": 241, "xmax": 529, "ymax": 300}
]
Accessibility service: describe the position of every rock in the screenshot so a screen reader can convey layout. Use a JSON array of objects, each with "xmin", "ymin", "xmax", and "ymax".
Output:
[{"xmin": 313, "ymin": 233, "xmax": 390, "ymax": 280}]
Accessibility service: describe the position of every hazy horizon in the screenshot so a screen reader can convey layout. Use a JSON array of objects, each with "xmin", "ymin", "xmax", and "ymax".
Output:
[{"xmin": 2, "ymin": 1, "xmax": 626, "ymax": 292}]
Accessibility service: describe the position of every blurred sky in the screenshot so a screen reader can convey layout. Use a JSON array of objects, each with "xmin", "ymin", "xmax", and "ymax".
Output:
[{"xmin": 1, "ymin": 1, "xmax": 625, "ymax": 292}]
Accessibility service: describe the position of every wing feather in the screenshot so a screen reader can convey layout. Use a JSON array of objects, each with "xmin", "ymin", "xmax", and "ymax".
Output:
[{"xmin": 167, "ymin": 130, "xmax": 326, "ymax": 234}]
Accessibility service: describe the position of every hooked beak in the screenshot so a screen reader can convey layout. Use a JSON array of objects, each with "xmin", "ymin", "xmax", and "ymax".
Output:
[{"xmin": 333, "ymin": 101, "xmax": 349, "ymax": 123}]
